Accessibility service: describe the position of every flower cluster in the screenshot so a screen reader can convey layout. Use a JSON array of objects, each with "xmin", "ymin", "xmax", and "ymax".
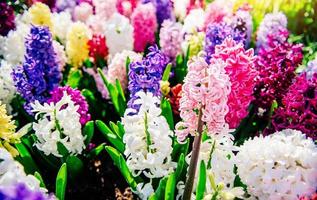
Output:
[
  {"xmin": 236, "ymin": 129, "xmax": 317, "ymax": 200},
  {"xmin": 48, "ymin": 86, "xmax": 91, "ymax": 125},
  {"xmin": 122, "ymin": 91, "xmax": 175, "ymax": 178},
  {"xmin": 29, "ymin": 2, "xmax": 53, "ymax": 31},
  {"xmin": 31, "ymin": 92, "xmax": 85, "ymax": 157},
  {"xmin": 253, "ymin": 29, "xmax": 303, "ymax": 113},
  {"xmin": 93, "ymin": 0, "xmax": 117, "ymax": 20},
  {"xmin": 182, "ymin": 31, "xmax": 205, "ymax": 59},
  {"xmin": 306, "ymin": 56, "xmax": 317, "ymax": 80},
  {"xmin": 204, "ymin": 22, "xmax": 245, "ymax": 62},
  {"xmin": 271, "ymin": 73, "xmax": 317, "ymax": 140},
  {"xmin": 143, "ymin": 0, "xmax": 174, "ymax": 25},
  {"xmin": 88, "ymin": 34, "xmax": 108, "ymax": 62},
  {"xmin": 107, "ymin": 50, "xmax": 142, "ymax": 90},
  {"xmin": 74, "ymin": 2, "xmax": 93, "ymax": 23},
  {"xmin": 256, "ymin": 12, "xmax": 288, "ymax": 49},
  {"xmin": 131, "ymin": 3, "xmax": 157, "ymax": 52},
  {"xmin": 66, "ymin": 22, "xmax": 90, "ymax": 68},
  {"xmin": 52, "ymin": 11, "xmax": 73, "ymax": 44},
  {"xmin": 128, "ymin": 45, "xmax": 169, "ymax": 111},
  {"xmin": 12, "ymin": 26, "xmax": 61, "ymax": 113},
  {"xmin": 159, "ymin": 20, "xmax": 183, "ymax": 59},
  {"xmin": 231, "ymin": 8, "xmax": 253, "ymax": 46},
  {"xmin": 168, "ymin": 84, "xmax": 182, "ymax": 115},
  {"xmin": 175, "ymin": 55, "xmax": 231, "ymax": 142},
  {"xmin": 0, "ymin": 61, "xmax": 16, "ymax": 111},
  {"xmin": 0, "ymin": 2, "xmax": 15, "ymax": 36},
  {"xmin": 0, "ymin": 184, "xmax": 54, "ymax": 200},
  {"xmin": 203, "ymin": 0, "xmax": 233, "ymax": 29},
  {"xmin": 213, "ymin": 38, "xmax": 257, "ymax": 128},
  {"xmin": 52, "ymin": 41, "xmax": 67, "ymax": 71}
]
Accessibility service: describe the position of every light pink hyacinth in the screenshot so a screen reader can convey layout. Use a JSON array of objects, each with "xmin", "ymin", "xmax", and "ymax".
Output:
[
  {"xmin": 131, "ymin": 3, "xmax": 157, "ymax": 52},
  {"xmin": 107, "ymin": 50, "xmax": 142, "ymax": 90},
  {"xmin": 73, "ymin": 2, "xmax": 93, "ymax": 22},
  {"xmin": 213, "ymin": 38, "xmax": 257, "ymax": 128},
  {"xmin": 159, "ymin": 19, "xmax": 183, "ymax": 59},
  {"xmin": 93, "ymin": 0, "xmax": 117, "ymax": 20},
  {"xmin": 175, "ymin": 53, "xmax": 231, "ymax": 142},
  {"xmin": 203, "ymin": 0, "xmax": 233, "ymax": 30}
]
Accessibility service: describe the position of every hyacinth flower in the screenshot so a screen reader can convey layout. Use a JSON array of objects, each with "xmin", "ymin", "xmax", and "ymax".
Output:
[
  {"xmin": 253, "ymin": 28, "xmax": 303, "ymax": 115},
  {"xmin": 0, "ymin": 184, "xmax": 54, "ymax": 200},
  {"xmin": 29, "ymin": 2, "xmax": 54, "ymax": 31},
  {"xmin": 127, "ymin": 45, "xmax": 169, "ymax": 111},
  {"xmin": 88, "ymin": 34, "xmax": 108, "ymax": 64},
  {"xmin": 175, "ymin": 53, "xmax": 231, "ymax": 199},
  {"xmin": 0, "ymin": 61, "xmax": 17, "ymax": 112},
  {"xmin": 12, "ymin": 26, "xmax": 61, "ymax": 114},
  {"xmin": 31, "ymin": 92, "xmax": 85, "ymax": 157},
  {"xmin": 168, "ymin": 84, "xmax": 182, "ymax": 115},
  {"xmin": 0, "ymin": 2, "xmax": 15, "ymax": 36},
  {"xmin": 230, "ymin": 8, "xmax": 253, "ymax": 47},
  {"xmin": 142, "ymin": 0, "xmax": 174, "ymax": 26},
  {"xmin": 48, "ymin": 86, "xmax": 91, "ymax": 125},
  {"xmin": 204, "ymin": 22, "xmax": 246, "ymax": 63},
  {"xmin": 270, "ymin": 73, "xmax": 317, "ymax": 140},
  {"xmin": 213, "ymin": 38, "xmax": 257, "ymax": 129},
  {"xmin": 131, "ymin": 3, "xmax": 157, "ymax": 52}
]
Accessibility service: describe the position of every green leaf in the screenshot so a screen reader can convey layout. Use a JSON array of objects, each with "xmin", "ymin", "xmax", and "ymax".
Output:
[
  {"xmin": 55, "ymin": 163, "xmax": 67, "ymax": 200},
  {"xmin": 172, "ymin": 138, "xmax": 189, "ymax": 160},
  {"xmin": 15, "ymin": 143, "xmax": 39, "ymax": 174},
  {"xmin": 82, "ymin": 89, "xmax": 96, "ymax": 105},
  {"xmin": 66, "ymin": 156, "xmax": 84, "ymax": 178},
  {"xmin": 175, "ymin": 153, "xmax": 185, "ymax": 182},
  {"xmin": 57, "ymin": 142, "xmax": 69, "ymax": 158},
  {"xmin": 109, "ymin": 121, "xmax": 120, "ymax": 138},
  {"xmin": 154, "ymin": 177, "xmax": 168, "ymax": 200},
  {"xmin": 196, "ymin": 161, "xmax": 207, "ymax": 200},
  {"xmin": 34, "ymin": 171, "xmax": 46, "ymax": 188},
  {"xmin": 165, "ymin": 173, "xmax": 176, "ymax": 200},
  {"xmin": 116, "ymin": 122, "xmax": 125, "ymax": 139},
  {"xmin": 115, "ymin": 79, "xmax": 126, "ymax": 102},
  {"xmin": 105, "ymin": 146, "xmax": 138, "ymax": 190},
  {"xmin": 162, "ymin": 63, "xmax": 172, "ymax": 81},
  {"xmin": 87, "ymin": 143, "xmax": 105, "ymax": 158},
  {"xmin": 67, "ymin": 69, "xmax": 81, "ymax": 88},
  {"xmin": 83, "ymin": 121, "xmax": 94, "ymax": 145},
  {"xmin": 96, "ymin": 120, "xmax": 113, "ymax": 136},
  {"xmin": 161, "ymin": 98, "xmax": 174, "ymax": 130}
]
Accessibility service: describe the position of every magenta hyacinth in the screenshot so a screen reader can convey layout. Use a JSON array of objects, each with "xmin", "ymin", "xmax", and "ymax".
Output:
[
  {"xmin": 48, "ymin": 86, "xmax": 91, "ymax": 125},
  {"xmin": 0, "ymin": 2, "xmax": 15, "ymax": 36},
  {"xmin": 213, "ymin": 38, "xmax": 257, "ymax": 129}
]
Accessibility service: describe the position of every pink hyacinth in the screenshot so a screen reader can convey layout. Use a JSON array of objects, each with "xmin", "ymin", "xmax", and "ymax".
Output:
[
  {"xmin": 116, "ymin": 0, "xmax": 138, "ymax": 17},
  {"xmin": 73, "ymin": 2, "xmax": 93, "ymax": 22},
  {"xmin": 107, "ymin": 50, "xmax": 142, "ymax": 90},
  {"xmin": 93, "ymin": 0, "xmax": 117, "ymax": 20},
  {"xmin": 48, "ymin": 86, "xmax": 91, "ymax": 125},
  {"xmin": 175, "ymin": 54, "xmax": 231, "ymax": 142},
  {"xmin": 203, "ymin": 0, "xmax": 233, "ymax": 30},
  {"xmin": 213, "ymin": 38, "xmax": 257, "ymax": 128},
  {"xmin": 159, "ymin": 20, "xmax": 183, "ymax": 59},
  {"xmin": 131, "ymin": 3, "xmax": 157, "ymax": 52}
]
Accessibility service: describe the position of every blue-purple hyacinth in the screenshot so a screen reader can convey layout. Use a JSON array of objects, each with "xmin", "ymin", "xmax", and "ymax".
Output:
[
  {"xmin": 0, "ymin": 184, "xmax": 53, "ymax": 200},
  {"xmin": 128, "ymin": 45, "xmax": 169, "ymax": 111},
  {"xmin": 142, "ymin": 0, "xmax": 174, "ymax": 25},
  {"xmin": 204, "ymin": 22, "xmax": 246, "ymax": 62},
  {"xmin": 12, "ymin": 26, "xmax": 61, "ymax": 113}
]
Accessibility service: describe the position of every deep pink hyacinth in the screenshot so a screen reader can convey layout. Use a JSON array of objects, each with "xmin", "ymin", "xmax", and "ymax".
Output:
[
  {"xmin": 116, "ymin": 0, "xmax": 138, "ymax": 17},
  {"xmin": 175, "ymin": 54, "xmax": 231, "ymax": 142},
  {"xmin": 48, "ymin": 86, "xmax": 91, "ymax": 125},
  {"xmin": 213, "ymin": 38, "xmax": 257, "ymax": 129},
  {"xmin": 270, "ymin": 73, "xmax": 317, "ymax": 140},
  {"xmin": 88, "ymin": 34, "xmax": 108, "ymax": 62},
  {"xmin": 253, "ymin": 28, "xmax": 303, "ymax": 114},
  {"xmin": 131, "ymin": 3, "xmax": 157, "ymax": 52}
]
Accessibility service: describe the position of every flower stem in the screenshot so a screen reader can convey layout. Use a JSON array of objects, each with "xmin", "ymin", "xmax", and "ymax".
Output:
[{"xmin": 183, "ymin": 107, "xmax": 203, "ymax": 200}]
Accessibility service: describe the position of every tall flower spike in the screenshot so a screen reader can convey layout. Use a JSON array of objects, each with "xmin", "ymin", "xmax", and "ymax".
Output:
[
  {"xmin": 12, "ymin": 26, "xmax": 61, "ymax": 113},
  {"xmin": 66, "ymin": 22, "xmax": 90, "ymax": 68},
  {"xmin": 127, "ymin": 45, "xmax": 169, "ymax": 112},
  {"xmin": 48, "ymin": 86, "xmax": 91, "ymax": 125},
  {"xmin": 131, "ymin": 3, "xmax": 157, "ymax": 52},
  {"xmin": 175, "ymin": 54, "xmax": 231, "ymax": 142},
  {"xmin": 213, "ymin": 38, "xmax": 257, "ymax": 129},
  {"xmin": 0, "ymin": 2, "xmax": 15, "ymax": 36},
  {"xmin": 142, "ymin": 0, "xmax": 174, "ymax": 25}
]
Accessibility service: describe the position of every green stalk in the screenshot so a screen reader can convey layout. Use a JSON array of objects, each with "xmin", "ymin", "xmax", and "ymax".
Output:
[{"xmin": 183, "ymin": 107, "xmax": 203, "ymax": 200}]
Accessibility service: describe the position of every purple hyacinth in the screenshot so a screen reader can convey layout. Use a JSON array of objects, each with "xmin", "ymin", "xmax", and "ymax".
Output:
[
  {"xmin": 0, "ymin": 184, "xmax": 54, "ymax": 200},
  {"xmin": 0, "ymin": 2, "xmax": 15, "ymax": 36},
  {"xmin": 12, "ymin": 26, "xmax": 61, "ymax": 113},
  {"xmin": 48, "ymin": 86, "xmax": 91, "ymax": 125},
  {"xmin": 142, "ymin": 0, "xmax": 174, "ymax": 25},
  {"xmin": 128, "ymin": 45, "xmax": 169, "ymax": 111},
  {"xmin": 204, "ymin": 22, "xmax": 245, "ymax": 63}
]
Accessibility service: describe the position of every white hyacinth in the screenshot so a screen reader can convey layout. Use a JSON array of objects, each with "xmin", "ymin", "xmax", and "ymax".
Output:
[
  {"xmin": 0, "ymin": 148, "xmax": 43, "ymax": 192},
  {"xmin": 103, "ymin": 13, "xmax": 134, "ymax": 55},
  {"xmin": 52, "ymin": 11, "xmax": 73, "ymax": 44},
  {"xmin": 0, "ymin": 61, "xmax": 16, "ymax": 112},
  {"xmin": 122, "ymin": 92, "xmax": 175, "ymax": 179},
  {"xmin": 31, "ymin": 92, "xmax": 85, "ymax": 157},
  {"xmin": 236, "ymin": 129, "xmax": 317, "ymax": 200},
  {"xmin": 182, "ymin": 8, "xmax": 205, "ymax": 34}
]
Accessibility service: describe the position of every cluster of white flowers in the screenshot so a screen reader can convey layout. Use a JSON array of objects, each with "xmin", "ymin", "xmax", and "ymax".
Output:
[
  {"xmin": 0, "ymin": 61, "xmax": 16, "ymax": 113},
  {"xmin": 31, "ymin": 93, "xmax": 85, "ymax": 157},
  {"xmin": 52, "ymin": 11, "xmax": 73, "ymax": 44},
  {"xmin": 182, "ymin": 9, "xmax": 205, "ymax": 34},
  {"xmin": 236, "ymin": 129, "xmax": 317, "ymax": 200},
  {"xmin": 0, "ymin": 148, "xmax": 43, "ymax": 191},
  {"xmin": 103, "ymin": 13, "xmax": 134, "ymax": 56},
  {"xmin": 122, "ymin": 92, "xmax": 176, "ymax": 179}
]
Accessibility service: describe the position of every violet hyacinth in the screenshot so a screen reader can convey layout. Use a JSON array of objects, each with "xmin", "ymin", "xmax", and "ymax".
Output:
[
  {"xmin": 12, "ymin": 26, "xmax": 61, "ymax": 113},
  {"xmin": 253, "ymin": 28, "xmax": 303, "ymax": 114},
  {"xmin": 127, "ymin": 45, "xmax": 169, "ymax": 111},
  {"xmin": 48, "ymin": 86, "xmax": 91, "ymax": 125},
  {"xmin": 0, "ymin": 2, "xmax": 16, "ymax": 36},
  {"xmin": 270, "ymin": 73, "xmax": 317, "ymax": 140},
  {"xmin": 204, "ymin": 22, "xmax": 245, "ymax": 63},
  {"xmin": 142, "ymin": 0, "xmax": 174, "ymax": 25},
  {"xmin": 0, "ymin": 184, "xmax": 53, "ymax": 200}
]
